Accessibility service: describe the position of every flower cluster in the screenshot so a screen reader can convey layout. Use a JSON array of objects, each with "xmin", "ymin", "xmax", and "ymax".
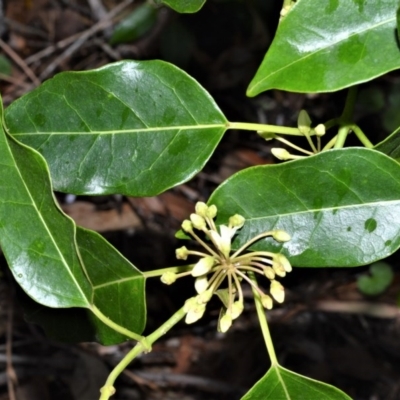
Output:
[{"xmin": 161, "ymin": 202, "xmax": 292, "ymax": 333}]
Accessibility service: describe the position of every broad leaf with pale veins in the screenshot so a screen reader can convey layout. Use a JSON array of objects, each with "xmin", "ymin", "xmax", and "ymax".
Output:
[
  {"xmin": 5, "ymin": 60, "xmax": 227, "ymax": 196},
  {"xmin": 210, "ymin": 148, "xmax": 400, "ymax": 267},
  {"xmin": 248, "ymin": 0, "xmax": 400, "ymax": 95}
]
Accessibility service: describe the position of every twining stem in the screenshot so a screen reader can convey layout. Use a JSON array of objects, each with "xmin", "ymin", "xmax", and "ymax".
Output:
[
  {"xmin": 91, "ymin": 305, "xmax": 145, "ymax": 343},
  {"xmin": 99, "ymin": 306, "xmax": 186, "ymax": 400},
  {"xmin": 248, "ymin": 272, "xmax": 278, "ymax": 365}
]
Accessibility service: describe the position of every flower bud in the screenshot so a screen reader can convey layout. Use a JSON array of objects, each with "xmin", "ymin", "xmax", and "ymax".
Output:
[
  {"xmin": 190, "ymin": 213, "xmax": 206, "ymax": 230},
  {"xmin": 228, "ymin": 301, "xmax": 244, "ymax": 319},
  {"xmin": 229, "ymin": 214, "xmax": 245, "ymax": 229},
  {"xmin": 272, "ymin": 230, "xmax": 291, "ymax": 242},
  {"xmin": 197, "ymin": 289, "xmax": 213, "ymax": 304},
  {"xmin": 314, "ymin": 124, "xmax": 326, "ymax": 136},
  {"xmin": 271, "ymin": 148, "xmax": 291, "ymax": 161},
  {"xmin": 195, "ymin": 202, "xmax": 208, "ymax": 217},
  {"xmin": 176, "ymin": 246, "xmax": 189, "ymax": 260},
  {"xmin": 263, "ymin": 266, "xmax": 275, "ymax": 280},
  {"xmin": 192, "ymin": 256, "xmax": 215, "ymax": 277},
  {"xmin": 272, "ymin": 261, "xmax": 286, "ymax": 277},
  {"xmin": 261, "ymin": 294, "xmax": 273, "ymax": 310},
  {"xmin": 185, "ymin": 302, "xmax": 206, "ymax": 324},
  {"xmin": 206, "ymin": 204, "xmax": 217, "ymax": 219},
  {"xmin": 184, "ymin": 297, "xmax": 197, "ymax": 312},
  {"xmin": 270, "ymin": 280, "xmax": 285, "ymax": 303},
  {"xmin": 298, "ymin": 110, "xmax": 312, "ymax": 134},
  {"xmin": 195, "ymin": 276, "xmax": 209, "ymax": 294},
  {"xmin": 218, "ymin": 313, "xmax": 232, "ymax": 333},
  {"xmin": 160, "ymin": 271, "xmax": 177, "ymax": 285},
  {"xmin": 182, "ymin": 220, "xmax": 193, "ymax": 233},
  {"xmin": 275, "ymin": 253, "xmax": 292, "ymax": 273}
]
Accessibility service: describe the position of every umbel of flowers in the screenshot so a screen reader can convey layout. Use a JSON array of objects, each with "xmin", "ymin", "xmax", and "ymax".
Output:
[{"xmin": 161, "ymin": 202, "xmax": 292, "ymax": 333}]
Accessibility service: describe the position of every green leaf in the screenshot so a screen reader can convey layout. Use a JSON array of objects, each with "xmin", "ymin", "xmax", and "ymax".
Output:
[
  {"xmin": 5, "ymin": 60, "xmax": 227, "ymax": 196},
  {"xmin": 242, "ymin": 365, "xmax": 351, "ymax": 400},
  {"xmin": 77, "ymin": 227, "xmax": 146, "ymax": 343},
  {"xmin": 0, "ymin": 95, "xmax": 145, "ymax": 340},
  {"xmin": 160, "ymin": 0, "xmax": 205, "ymax": 13},
  {"xmin": 0, "ymin": 102, "xmax": 91, "ymax": 308},
  {"xmin": 357, "ymin": 261, "xmax": 394, "ymax": 296},
  {"xmin": 110, "ymin": 4, "xmax": 157, "ymax": 45},
  {"xmin": 247, "ymin": 0, "xmax": 400, "ymax": 95},
  {"xmin": 374, "ymin": 127, "xmax": 400, "ymax": 162},
  {"xmin": 209, "ymin": 148, "xmax": 400, "ymax": 267}
]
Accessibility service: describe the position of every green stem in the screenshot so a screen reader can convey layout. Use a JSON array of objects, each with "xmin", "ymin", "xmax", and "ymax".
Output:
[
  {"xmin": 91, "ymin": 305, "xmax": 145, "ymax": 343},
  {"xmin": 351, "ymin": 124, "xmax": 374, "ymax": 148},
  {"xmin": 341, "ymin": 86, "xmax": 358, "ymax": 123},
  {"xmin": 142, "ymin": 265, "xmax": 193, "ymax": 278},
  {"xmin": 248, "ymin": 272, "xmax": 278, "ymax": 365},
  {"xmin": 99, "ymin": 306, "xmax": 186, "ymax": 400},
  {"xmin": 228, "ymin": 122, "xmax": 309, "ymax": 136},
  {"xmin": 334, "ymin": 125, "xmax": 350, "ymax": 149},
  {"xmin": 274, "ymin": 136, "xmax": 314, "ymax": 155}
]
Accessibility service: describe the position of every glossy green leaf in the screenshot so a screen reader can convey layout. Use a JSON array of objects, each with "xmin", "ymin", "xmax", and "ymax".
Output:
[
  {"xmin": 242, "ymin": 365, "xmax": 351, "ymax": 400},
  {"xmin": 209, "ymin": 148, "xmax": 400, "ymax": 267},
  {"xmin": 0, "ymin": 96, "xmax": 145, "ymax": 340},
  {"xmin": 110, "ymin": 4, "xmax": 157, "ymax": 45},
  {"xmin": 5, "ymin": 60, "xmax": 227, "ymax": 196},
  {"xmin": 0, "ymin": 104, "xmax": 91, "ymax": 308},
  {"xmin": 77, "ymin": 227, "xmax": 146, "ymax": 343},
  {"xmin": 161, "ymin": 0, "xmax": 205, "ymax": 13},
  {"xmin": 374, "ymin": 127, "xmax": 400, "ymax": 162},
  {"xmin": 247, "ymin": 0, "xmax": 400, "ymax": 95},
  {"xmin": 357, "ymin": 261, "xmax": 394, "ymax": 296}
]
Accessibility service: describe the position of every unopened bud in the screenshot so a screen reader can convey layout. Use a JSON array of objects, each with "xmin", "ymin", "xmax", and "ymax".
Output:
[
  {"xmin": 185, "ymin": 302, "xmax": 206, "ymax": 324},
  {"xmin": 195, "ymin": 202, "xmax": 208, "ymax": 217},
  {"xmin": 271, "ymin": 148, "xmax": 291, "ymax": 160},
  {"xmin": 314, "ymin": 124, "xmax": 326, "ymax": 136},
  {"xmin": 218, "ymin": 313, "xmax": 232, "ymax": 333},
  {"xmin": 182, "ymin": 220, "xmax": 193, "ymax": 233},
  {"xmin": 206, "ymin": 204, "xmax": 217, "ymax": 219},
  {"xmin": 176, "ymin": 246, "xmax": 189, "ymax": 260},
  {"xmin": 197, "ymin": 289, "xmax": 213, "ymax": 304},
  {"xmin": 272, "ymin": 261, "xmax": 286, "ymax": 277},
  {"xmin": 190, "ymin": 213, "xmax": 206, "ymax": 230},
  {"xmin": 228, "ymin": 301, "xmax": 244, "ymax": 319},
  {"xmin": 270, "ymin": 280, "xmax": 285, "ymax": 303},
  {"xmin": 229, "ymin": 214, "xmax": 245, "ymax": 229},
  {"xmin": 261, "ymin": 294, "xmax": 273, "ymax": 310},
  {"xmin": 272, "ymin": 230, "xmax": 291, "ymax": 242},
  {"xmin": 160, "ymin": 271, "xmax": 177, "ymax": 285},
  {"xmin": 263, "ymin": 266, "xmax": 275, "ymax": 280},
  {"xmin": 275, "ymin": 253, "xmax": 292, "ymax": 273},
  {"xmin": 298, "ymin": 110, "xmax": 312, "ymax": 134}
]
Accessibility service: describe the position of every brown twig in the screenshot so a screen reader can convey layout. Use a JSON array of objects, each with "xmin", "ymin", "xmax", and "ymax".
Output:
[
  {"xmin": 37, "ymin": 0, "xmax": 134, "ymax": 80},
  {"xmin": 0, "ymin": 38, "xmax": 40, "ymax": 86}
]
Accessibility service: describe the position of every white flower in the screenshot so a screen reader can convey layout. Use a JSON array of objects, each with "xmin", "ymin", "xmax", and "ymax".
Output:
[
  {"xmin": 194, "ymin": 276, "xmax": 209, "ymax": 294},
  {"xmin": 192, "ymin": 256, "xmax": 215, "ymax": 277},
  {"xmin": 209, "ymin": 225, "xmax": 236, "ymax": 258},
  {"xmin": 190, "ymin": 213, "xmax": 206, "ymax": 230},
  {"xmin": 185, "ymin": 302, "xmax": 206, "ymax": 324}
]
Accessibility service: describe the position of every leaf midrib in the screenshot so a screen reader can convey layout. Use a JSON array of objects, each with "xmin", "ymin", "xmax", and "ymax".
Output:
[
  {"xmin": 242, "ymin": 198, "xmax": 400, "ymax": 222},
  {"xmin": 11, "ymin": 123, "xmax": 227, "ymax": 136}
]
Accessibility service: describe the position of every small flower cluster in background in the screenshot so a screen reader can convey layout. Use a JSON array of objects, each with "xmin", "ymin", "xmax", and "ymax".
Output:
[{"xmin": 161, "ymin": 202, "xmax": 292, "ymax": 332}]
